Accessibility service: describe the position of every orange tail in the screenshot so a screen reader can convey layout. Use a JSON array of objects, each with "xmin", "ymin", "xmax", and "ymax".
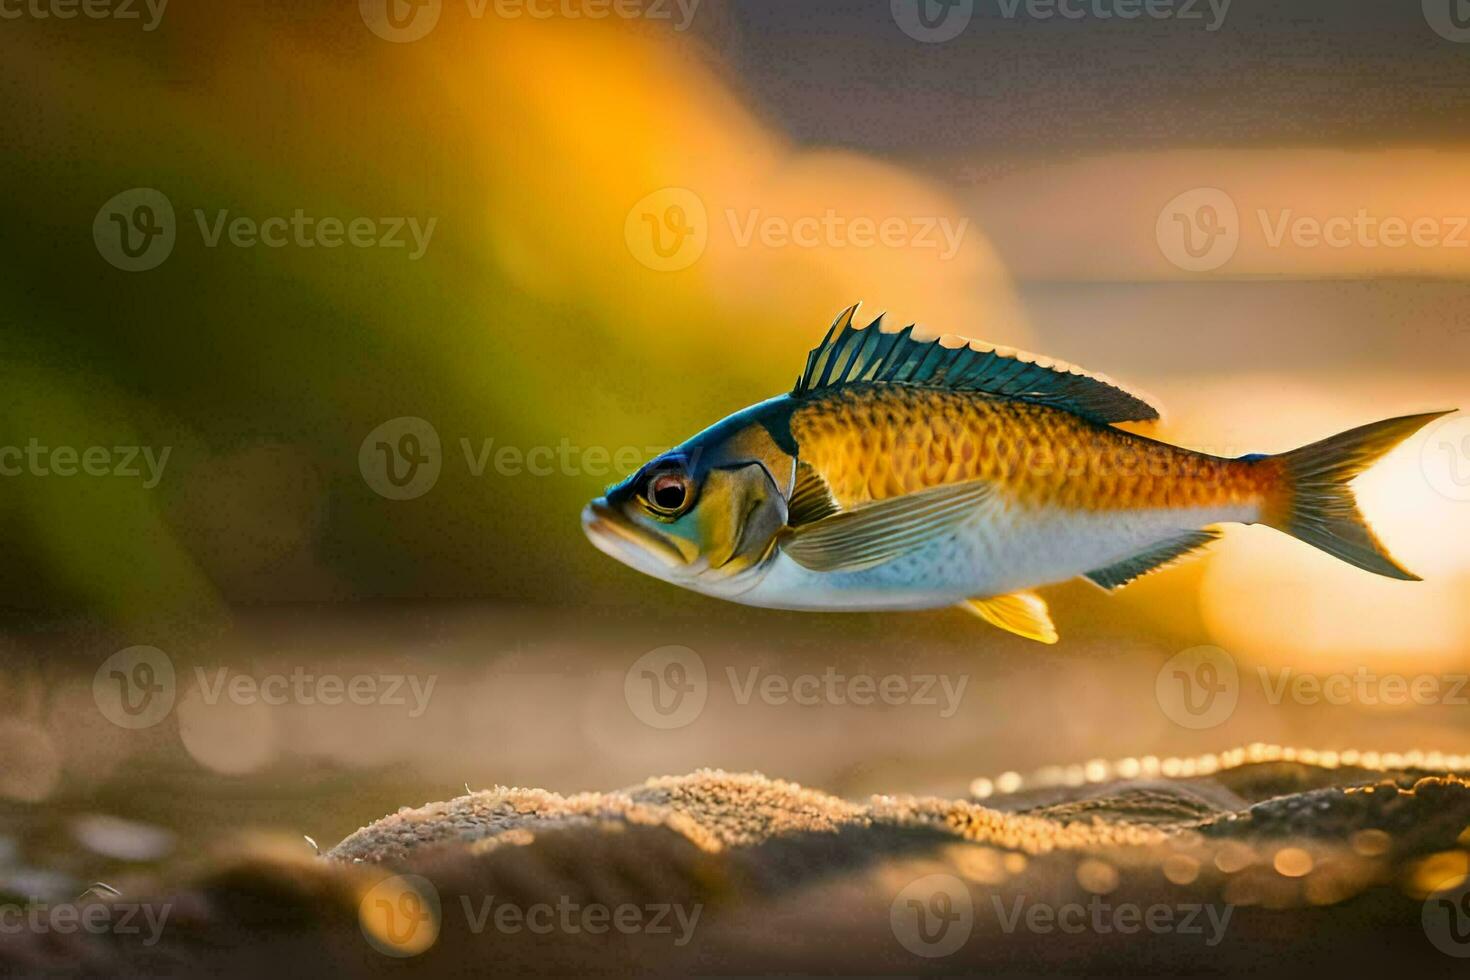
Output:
[{"xmin": 1260, "ymin": 411, "xmax": 1453, "ymax": 580}]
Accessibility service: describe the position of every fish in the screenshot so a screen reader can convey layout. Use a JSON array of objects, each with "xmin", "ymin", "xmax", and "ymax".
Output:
[{"xmin": 581, "ymin": 304, "xmax": 1452, "ymax": 643}]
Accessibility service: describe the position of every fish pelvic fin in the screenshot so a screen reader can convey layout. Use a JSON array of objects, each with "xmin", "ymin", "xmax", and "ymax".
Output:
[
  {"xmin": 1259, "ymin": 410, "xmax": 1455, "ymax": 581},
  {"xmin": 959, "ymin": 591, "xmax": 1059, "ymax": 644}
]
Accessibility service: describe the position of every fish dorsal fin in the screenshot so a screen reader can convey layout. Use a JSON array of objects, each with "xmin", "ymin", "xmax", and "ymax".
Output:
[
  {"xmin": 781, "ymin": 478, "xmax": 992, "ymax": 572},
  {"xmin": 959, "ymin": 592, "xmax": 1059, "ymax": 644},
  {"xmin": 1083, "ymin": 529, "xmax": 1221, "ymax": 591},
  {"xmin": 793, "ymin": 303, "xmax": 1160, "ymax": 425},
  {"xmin": 788, "ymin": 461, "xmax": 840, "ymax": 527}
]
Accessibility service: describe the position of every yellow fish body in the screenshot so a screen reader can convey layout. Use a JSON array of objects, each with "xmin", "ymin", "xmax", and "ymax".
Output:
[{"xmin": 582, "ymin": 305, "xmax": 1450, "ymax": 643}]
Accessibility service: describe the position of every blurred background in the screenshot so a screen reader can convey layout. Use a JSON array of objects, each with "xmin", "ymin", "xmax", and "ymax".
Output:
[{"xmin": 0, "ymin": 0, "xmax": 1468, "ymax": 896}]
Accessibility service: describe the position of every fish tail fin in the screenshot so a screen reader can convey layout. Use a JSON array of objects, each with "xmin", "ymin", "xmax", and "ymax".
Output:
[{"xmin": 1259, "ymin": 410, "xmax": 1453, "ymax": 581}]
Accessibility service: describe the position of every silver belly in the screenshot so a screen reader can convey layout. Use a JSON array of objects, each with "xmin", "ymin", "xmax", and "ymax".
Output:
[{"xmin": 730, "ymin": 503, "xmax": 1258, "ymax": 611}]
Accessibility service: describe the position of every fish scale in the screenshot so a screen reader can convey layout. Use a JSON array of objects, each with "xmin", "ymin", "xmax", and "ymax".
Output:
[{"xmin": 788, "ymin": 384, "xmax": 1274, "ymax": 514}]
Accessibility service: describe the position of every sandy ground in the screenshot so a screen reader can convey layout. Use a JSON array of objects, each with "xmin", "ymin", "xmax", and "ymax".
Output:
[
  {"xmin": 4, "ymin": 604, "xmax": 1470, "ymax": 974},
  {"xmin": 4, "ymin": 757, "xmax": 1470, "ymax": 975}
]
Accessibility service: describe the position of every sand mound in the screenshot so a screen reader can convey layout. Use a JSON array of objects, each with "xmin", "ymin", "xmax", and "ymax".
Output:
[{"xmin": 8, "ymin": 750, "xmax": 1470, "ymax": 977}]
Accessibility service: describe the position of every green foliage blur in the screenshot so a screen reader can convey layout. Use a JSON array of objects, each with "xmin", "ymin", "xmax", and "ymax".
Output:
[{"xmin": 0, "ymin": 6, "xmax": 830, "ymax": 630}]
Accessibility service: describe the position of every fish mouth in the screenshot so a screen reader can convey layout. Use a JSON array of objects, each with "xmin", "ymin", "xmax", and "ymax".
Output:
[{"xmin": 581, "ymin": 498, "xmax": 688, "ymax": 573}]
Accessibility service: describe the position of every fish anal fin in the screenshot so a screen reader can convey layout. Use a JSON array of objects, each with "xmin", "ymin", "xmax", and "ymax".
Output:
[
  {"xmin": 959, "ymin": 592, "xmax": 1058, "ymax": 644},
  {"xmin": 1083, "ymin": 529, "xmax": 1221, "ymax": 591},
  {"xmin": 781, "ymin": 478, "xmax": 991, "ymax": 573}
]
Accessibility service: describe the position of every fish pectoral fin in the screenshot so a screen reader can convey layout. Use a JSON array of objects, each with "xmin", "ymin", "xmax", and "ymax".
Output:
[
  {"xmin": 780, "ymin": 478, "xmax": 992, "ymax": 573},
  {"xmin": 959, "ymin": 592, "xmax": 1059, "ymax": 644},
  {"xmin": 1082, "ymin": 529, "xmax": 1221, "ymax": 591},
  {"xmin": 787, "ymin": 460, "xmax": 840, "ymax": 527}
]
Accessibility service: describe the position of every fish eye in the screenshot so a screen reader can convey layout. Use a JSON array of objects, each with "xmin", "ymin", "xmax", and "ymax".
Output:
[{"xmin": 645, "ymin": 470, "xmax": 692, "ymax": 515}]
